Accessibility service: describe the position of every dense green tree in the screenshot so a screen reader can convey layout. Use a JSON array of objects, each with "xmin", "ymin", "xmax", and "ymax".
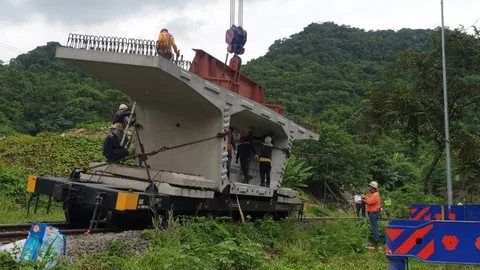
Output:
[
  {"xmin": 0, "ymin": 42, "xmax": 131, "ymax": 135},
  {"xmin": 364, "ymin": 27, "xmax": 480, "ymax": 194}
]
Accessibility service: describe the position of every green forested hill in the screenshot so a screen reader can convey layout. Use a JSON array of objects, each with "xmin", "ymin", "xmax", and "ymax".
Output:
[
  {"xmin": 1, "ymin": 22, "xmax": 479, "ymax": 204},
  {"xmin": 0, "ymin": 42, "xmax": 130, "ymax": 135},
  {"xmin": 244, "ymin": 22, "xmax": 434, "ymax": 120}
]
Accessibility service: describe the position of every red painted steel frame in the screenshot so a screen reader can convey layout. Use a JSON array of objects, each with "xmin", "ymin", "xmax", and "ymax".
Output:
[{"xmin": 189, "ymin": 49, "xmax": 284, "ymax": 115}]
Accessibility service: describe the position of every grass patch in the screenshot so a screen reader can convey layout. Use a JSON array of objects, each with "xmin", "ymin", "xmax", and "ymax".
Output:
[
  {"xmin": 0, "ymin": 196, "xmax": 64, "ymax": 224},
  {"xmin": 43, "ymin": 218, "xmax": 480, "ymax": 269}
]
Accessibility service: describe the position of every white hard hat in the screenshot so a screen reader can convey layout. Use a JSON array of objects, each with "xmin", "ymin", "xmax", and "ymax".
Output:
[
  {"xmin": 369, "ymin": 181, "xmax": 378, "ymax": 189},
  {"xmin": 264, "ymin": 136, "xmax": 272, "ymax": 145},
  {"xmin": 457, "ymin": 203, "xmax": 463, "ymax": 206},
  {"xmin": 112, "ymin": 123, "xmax": 123, "ymax": 130},
  {"xmin": 119, "ymin": 104, "xmax": 128, "ymax": 110}
]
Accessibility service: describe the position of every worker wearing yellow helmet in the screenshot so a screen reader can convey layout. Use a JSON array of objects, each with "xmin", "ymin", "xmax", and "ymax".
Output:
[{"xmin": 157, "ymin": 28, "xmax": 180, "ymax": 61}]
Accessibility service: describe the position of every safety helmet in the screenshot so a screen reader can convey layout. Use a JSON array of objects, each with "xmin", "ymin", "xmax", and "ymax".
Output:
[
  {"xmin": 161, "ymin": 28, "xmax": 168, "ymax": 33},
  {"xmin": 119, "ymin": 104, "xmax": 128, "ymax": 111},
  {"xmin": 112, "ymin": 123, "xmax": 123, "ymax": 130},
  {"xmin": 264, "ymin": 136, "xmax": 273, "ymax": 145},
  {"xmin": 368, "ymin": 181, "xmax": 378, "ymax": 189}
]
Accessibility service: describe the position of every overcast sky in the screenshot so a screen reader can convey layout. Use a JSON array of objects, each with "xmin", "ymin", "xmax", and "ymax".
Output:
[{"xmin": 0, "ymin": 0, "xmax": 478, "ymax": 64}]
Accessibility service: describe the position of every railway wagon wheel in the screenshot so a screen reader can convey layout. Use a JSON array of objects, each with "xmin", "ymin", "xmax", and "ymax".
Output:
[
  {"xmin": 106, "ymin": 210, "xmax": 151, "ymax": 230},
  {"xmin": 64, "ymin": 204, "xmax": 94, "ymax": 228}
]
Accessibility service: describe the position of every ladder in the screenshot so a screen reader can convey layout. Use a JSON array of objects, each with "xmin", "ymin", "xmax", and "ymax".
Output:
[{"xmin": 120, "ymin": 102, "xmax": 136, "ymax": 146}]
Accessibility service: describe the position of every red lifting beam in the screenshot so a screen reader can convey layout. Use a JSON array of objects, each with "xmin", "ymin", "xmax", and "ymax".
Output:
[{"xmin": 189, "ymin": 49, "xmax": 284, "ymax": 115}]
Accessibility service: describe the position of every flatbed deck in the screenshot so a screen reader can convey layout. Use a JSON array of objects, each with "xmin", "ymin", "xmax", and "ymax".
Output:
[{"xmin": 27, "ymin": 175, "xmax": 304, "ymax": 228}]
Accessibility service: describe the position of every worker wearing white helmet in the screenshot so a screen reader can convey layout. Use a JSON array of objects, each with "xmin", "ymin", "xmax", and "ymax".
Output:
[
  {"xmin": 258, "ymin": 135, "xmax": 274, "ymax": 187},
  {"xmin": 111, "ymin": 103, "xmax": 135, "ymax": 130},
  {"xmin": 362, "ymin": 181, "xmax": 382, "ymax": 249}
]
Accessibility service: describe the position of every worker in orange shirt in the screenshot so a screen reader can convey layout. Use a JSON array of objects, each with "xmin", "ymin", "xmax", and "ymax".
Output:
[
  {"xmin": 156, "ymin": 28, "xmax": 180, "ymax": 60},
  {"xmin": 362, "ymin": 181, "xmax": 381, "ymax": 248}
]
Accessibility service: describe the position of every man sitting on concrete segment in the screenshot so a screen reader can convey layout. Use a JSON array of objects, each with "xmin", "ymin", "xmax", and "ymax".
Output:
[
  {"xmin": 362, "ymin": 181, "xmax": 382, "ymax": 248},
  {"xmin": 103, "ymin": 123, "xmax": 129, "ymax": 163},
  {"xmin": 157, "ymin": 28, "xmax": 180, "ymax": 61}
]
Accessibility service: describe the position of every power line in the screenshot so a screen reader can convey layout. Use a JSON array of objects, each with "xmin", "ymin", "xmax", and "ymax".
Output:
[
  {"xmin": 0, "ymin": 42, "xmax": 27, "ymax": 54},
  {"xmin": 463, "ymin": 16, "xmax": 480, "ymax": 31},
  {"xmin": 0, "ymin": 44, "xmax": 23, "ymax": 54}
]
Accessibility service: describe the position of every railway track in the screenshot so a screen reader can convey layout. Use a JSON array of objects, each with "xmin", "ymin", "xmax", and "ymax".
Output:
[
  {"xmin": 298, "ymin": 217, "xmax": 389, "ymax": 222},
  {"xmin": 0, "ymin": 222, "xmax": 69, "ymax": 233},
  {"xmin": 0, "ymin": 222, "xmax": 117, "ymax": 244}
]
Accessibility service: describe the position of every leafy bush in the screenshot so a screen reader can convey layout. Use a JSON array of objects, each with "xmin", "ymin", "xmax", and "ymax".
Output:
[
  {"xmin": 282, "ymin": 155, "xmax": 313, "ymax": 190},
  {"xmin": 0, "ymin": 132, "xmax": 104, "ymax": 177},
  {"xmin": 0, "ymin": 164, "xmax": 28, "ymax": 198},
  {"xmin": 386, "ymin": 184, "xmax": 443, "ymax": 219},
  {"xmin": 306, "ymin": 204, "xmax": 331, "ymax": 217},
  {"xmin": 0, "ymin": 252, "xmax": 19, "ymax": 269}
]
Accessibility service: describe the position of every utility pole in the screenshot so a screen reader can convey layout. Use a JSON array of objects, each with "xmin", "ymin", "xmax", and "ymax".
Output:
[{"xmin": 440, "ymin": 0, "xmax": 453, "ymax": 208}]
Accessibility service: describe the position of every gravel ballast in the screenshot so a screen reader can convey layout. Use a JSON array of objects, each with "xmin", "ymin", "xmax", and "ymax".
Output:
[{"xmin": 62, "ymin": 230, "xmax": 148, "ymax": 262}]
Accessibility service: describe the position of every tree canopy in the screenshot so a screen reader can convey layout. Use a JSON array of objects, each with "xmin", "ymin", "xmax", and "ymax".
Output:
[{"xmin": 0, "ymin": 42, "xmax": 130, "ymax": 135}]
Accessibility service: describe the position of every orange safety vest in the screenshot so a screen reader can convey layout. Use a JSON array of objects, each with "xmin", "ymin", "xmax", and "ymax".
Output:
[{"xmin": 365, "ymin": 192, "xmax": 381, "ymax": 213}]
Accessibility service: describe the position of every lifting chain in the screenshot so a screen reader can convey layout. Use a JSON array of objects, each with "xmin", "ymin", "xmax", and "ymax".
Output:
[
  {"xmin": 73, "ymin": 131, "xmax": 229, "ymax": 181},
  {"xmin": 135, "ymin": 131, "xmax": 229, "ymax": 160}
]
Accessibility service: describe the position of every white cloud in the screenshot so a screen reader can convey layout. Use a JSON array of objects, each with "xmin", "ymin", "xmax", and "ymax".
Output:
[{"xmin": 0, "ymin": 0, "xmax": 478, "ymax": 64}]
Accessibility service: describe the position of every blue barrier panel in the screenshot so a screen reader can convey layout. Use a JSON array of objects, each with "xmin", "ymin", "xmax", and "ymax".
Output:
[
  {"xmin": 408, "ymin": 204, "xmax": 479, "ymax": 221},
  {"xmin": 386, "ymin": 219, "xmax": 480, "ymax": 265}
]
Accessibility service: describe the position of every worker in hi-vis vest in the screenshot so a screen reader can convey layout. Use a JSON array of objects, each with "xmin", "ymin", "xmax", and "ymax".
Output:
[
  {"xmin": 156, "ymin": 28, "xmax": 180, "ymax": 60},
  {"xmin": 258, "ymin": 136, "xmax": 273, "ymax": 187},
  {"xmin": 382, "ymin": 198, "xmax": 392, "ymax": 219}
]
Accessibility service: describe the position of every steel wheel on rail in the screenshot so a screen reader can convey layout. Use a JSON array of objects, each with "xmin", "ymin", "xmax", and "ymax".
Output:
[{"xmin": 64, "ymin": 204, "xmax": 92, "ymax": 228}]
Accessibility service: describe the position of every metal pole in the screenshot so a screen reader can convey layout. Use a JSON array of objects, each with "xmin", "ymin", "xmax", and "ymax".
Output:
[
  {"xmin": 230, "ymin": 0, "xmax": 236, "ymax": 26},
  {"xmin": 238, "ymin": 0, "xmax": 243, "ymax": 27},
  {"xmin": 440, "ymin": 0, "xmax": 453, "ymax": 207}
]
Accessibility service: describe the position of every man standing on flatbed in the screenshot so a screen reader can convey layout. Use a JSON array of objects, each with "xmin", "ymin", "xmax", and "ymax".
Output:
[{"xmin": 362, "ymin": 181, "xmax": 381, "ymax": 248}]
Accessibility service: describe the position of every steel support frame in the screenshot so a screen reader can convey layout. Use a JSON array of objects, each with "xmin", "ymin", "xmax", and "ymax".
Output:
[
  {"xmin": 29, "ymin": 176, "xmax": 302, "ymax": 218},
  {"xmin": 388, "ymin": 257, "xmax": 408, "ymax": 270}
]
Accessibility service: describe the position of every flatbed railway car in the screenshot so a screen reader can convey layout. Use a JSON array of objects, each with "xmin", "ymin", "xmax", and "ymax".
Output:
[{"xmin": 25, "ymin": 34, "xmax": 319, "ymax": 229}]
